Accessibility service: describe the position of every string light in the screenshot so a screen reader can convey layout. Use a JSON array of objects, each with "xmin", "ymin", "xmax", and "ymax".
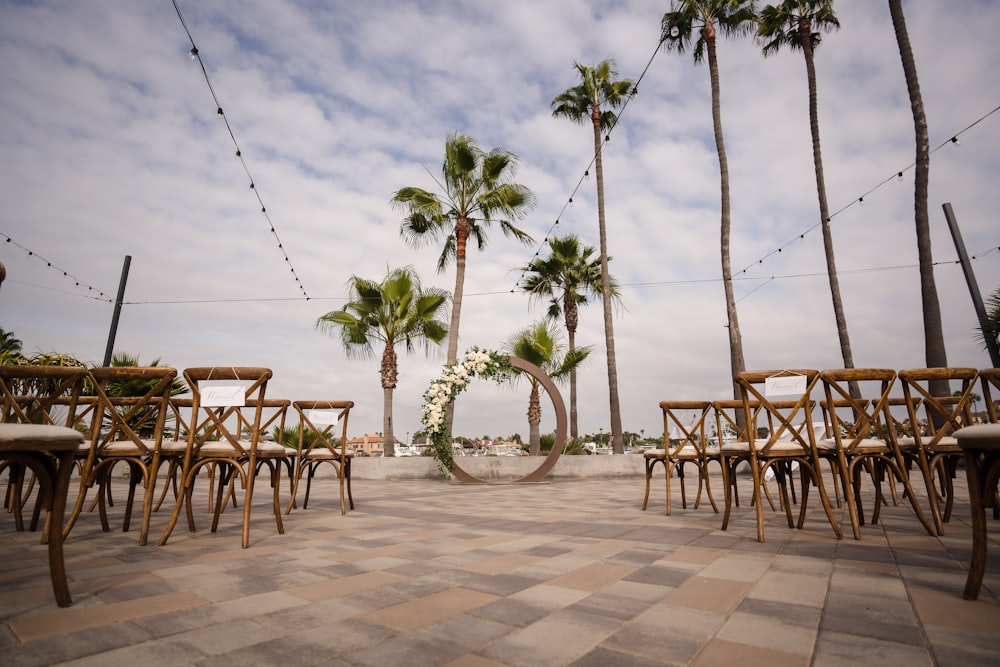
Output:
[
  {"xmin": 171, "ymin": 0, "xmax": 310, "ymax": 299},
  {"xmin": 736, "ymin": 103, "xmax": 999, "ymax": 278},
  {"xmin": 0, "ymin": 233, "xmax": 111, "ymax": 300}
]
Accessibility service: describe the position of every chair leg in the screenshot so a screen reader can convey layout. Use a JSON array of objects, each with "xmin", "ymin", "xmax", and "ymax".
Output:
[
  {"xmin": 345, "ymin": 458, "xmax": 354, "ymax": 510},
  {"xmin": 962, "ymin": 449, "xmax": 1000, "ymax": 600},
  {"xmin": 641, "ymin": 457, "xmax": 654, "ymax": 511}
]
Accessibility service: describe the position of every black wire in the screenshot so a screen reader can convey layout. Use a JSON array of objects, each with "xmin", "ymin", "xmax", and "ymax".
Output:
[
  {"xmin": 0, "ymin": 234, "xmax": 111, "ymax": 300},
  {"xmin": 171, "ymin": 0, "xmax": 310, "ymax": 299}
]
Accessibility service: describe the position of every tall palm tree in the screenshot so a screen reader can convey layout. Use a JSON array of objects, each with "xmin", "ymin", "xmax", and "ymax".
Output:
[
  {"xmin": 887, "ymin": 0, "xmax": 949, "ymax": 396},
  {"xmin": 661, "ymin": 1, "xmax": 756, "ymax": 413},
  {"xmin": 758, "ymin": 1, "xmax": 858, "ymax": 392},
  {"xmin": 317, "ymin": 267, "xmax": 449, "ymax": 457},
  {"xmin": 503, "ymin": 320, "xmax": 590, "ymax": 456},
  {"xmin": 392, "ymin": 133, "xmax": 535, "ymax": 435},
  {"xmin": 551, "ymin": 59, "xmax": 633, "ymax": 454},
  {"xmin": 520, "ymin": 234, "xmax": 617, "ymax": 439}
]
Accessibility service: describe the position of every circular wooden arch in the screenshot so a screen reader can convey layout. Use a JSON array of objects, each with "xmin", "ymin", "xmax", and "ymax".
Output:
[{"xmin": 449, "ymin": 356, "xmax": 568, "ymax": 484}]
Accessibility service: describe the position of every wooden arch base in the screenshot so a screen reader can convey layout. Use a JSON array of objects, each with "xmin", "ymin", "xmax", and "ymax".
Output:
[{"xmin": 449, "ymin": 356, "xmax": 568, "ymax": 485}]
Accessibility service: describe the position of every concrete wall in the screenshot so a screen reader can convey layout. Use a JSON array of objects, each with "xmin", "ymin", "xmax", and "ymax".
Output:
[{"xmin": 349, "ymin": 453, "xmax": 646, "ymax": 481}]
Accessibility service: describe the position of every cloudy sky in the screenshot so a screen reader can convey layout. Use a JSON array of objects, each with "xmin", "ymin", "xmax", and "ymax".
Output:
[{"xmin": 1, "ymin": 1, "xmax": 998, "ymax": 444}]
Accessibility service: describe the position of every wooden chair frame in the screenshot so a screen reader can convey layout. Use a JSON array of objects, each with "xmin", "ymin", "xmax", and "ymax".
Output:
[
  {"xmin": 0, "ymin": 366, "xmax": 88, "ymax": 533},
  {"xmin": 819, "ymin": 368, "xmax": 935, "ymax": 539},
  {"xmin": 727, "ymin": 370, "xmax": 843, "ymax": 542},
  {"xmin": 158, "ymin": 367, "xmax": 285, "ymax": 549},
  {"xmin": 898, "ymin": 367, "xmax": 978, "ymax": 535},
  {"xmin": 287, "ymin": 400, "xmax": 354, "ymax": 515},
  {"xmin": 64, "ymin": 367, "xmax": 176, "ymax": 545},
  {"xmin": 643, "ymin": 401, "xmax": 717, "ymax": 515}
]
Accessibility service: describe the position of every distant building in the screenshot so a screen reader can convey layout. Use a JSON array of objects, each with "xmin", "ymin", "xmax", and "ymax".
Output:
[{"xmin": 345, "ymin": 433, "xmax": 395, "ymax": 457}]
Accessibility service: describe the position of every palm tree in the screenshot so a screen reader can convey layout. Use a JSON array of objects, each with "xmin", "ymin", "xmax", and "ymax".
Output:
[
  {"xmin": 392, "ymin": 133, "xmax": 535, "ymax": 435},
  {"xmin": 0, "ymin": 327, "xmax": 24, "ymax": 365},
  {"xmin": 887, "ymin": 0, "xmax": 949, "ymax": 397},
  {"xmin": 551, "ymin": 59, "xmax": 633, "ymax": 454},
  {"xmin": 757, "ymin": 1, "xmax": 858, "ymax": 393},
  {"xmin": 974, "ymin": 287, "xmax": 1000, "ymax": 357},
  {"xmin": 317, "ymin": 266, "xmax": 449, "ymax": 457},
  {"xmin": 520, "ymin": 234, "xmax": 617, "ymax": 439},
  {"xmin": 100, "ymin": 352, "xmax": 188, "ymax": 437},
  {"xmin": 661, "ymin": 1, "xmax": 756, "ymax": 414},
  {"xmin": 503, "ymin": 320, "xmax": 590, "ymax": 456}
]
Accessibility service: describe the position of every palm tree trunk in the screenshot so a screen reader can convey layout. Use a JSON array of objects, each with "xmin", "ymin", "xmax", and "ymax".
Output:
[
  {"xmin": 444, "ymin": 218, "xmax": 470, "ymax": 437},
  {"xmin": 801, "ymin": 22, "xmax": 858, "ymax": 395},
  {"xmin": 564, "ymin": 292, "xmax": 579, "ymax": 439},
  {"xmin": 382, "ymin": 386, "xmax": 394, "ymax": 457},
  {"xmin": 381, "ymin": 340, "xmax": 397, "ymax": 457},
  {"xmin": 706, "ymin": 31, "xmax": 747, "ymax": 419},
  {"xmin": 889, "ymin": 0, "xmax": 949, "ymax": 397},
  {"xmin": 592, "ymin": 108, "xmax": 624, "ymax": 454},
  {"xmin": 528, "ymin": 382, "xmax": 541, "ymax": 455}
]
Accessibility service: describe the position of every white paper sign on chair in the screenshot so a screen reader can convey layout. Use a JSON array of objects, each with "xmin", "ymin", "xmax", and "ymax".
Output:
[
  {"xmin": 765, "ymin": 374, "xmax": 807, "ymax": 398},
  {"xmin": 199, "ymin": 381, "xmax": 247, "ymax": 407},
  {"xmin": 307, "ymin": 409, "xmax": 339, "ymax": 425}
]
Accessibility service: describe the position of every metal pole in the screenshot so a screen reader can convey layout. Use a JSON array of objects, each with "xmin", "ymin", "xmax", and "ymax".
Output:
[
  {"xmin": 103, "ymin": 255, "xmax": 131, "ymax": 367},
  {"xmin": 942, "ymin": 203, "xmax": 1000, "ymax": 367}
]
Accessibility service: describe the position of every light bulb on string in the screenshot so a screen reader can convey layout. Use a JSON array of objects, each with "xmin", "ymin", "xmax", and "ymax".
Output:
[
  {"xmin": 897, "ymin": 171, "xmax": 904, "ymax": 182},
  {"xmin": 858, "ymin": 197, "xmax": 865, "ymax": 207},
  {"xmin": 189, "ymin": 47, "xmax": 198, "ymax": 60},
  {"xmin": 951, "ymin": 136, "xmax": 961, "ymax": 146},
  {"xmin": 217, "ymin": 107, "xmax": 224, "ymax": 120},
  {"xmin": 669, "ymin": 24, "xmax": 680, "ymax": 38},
  {"xmin": 584, "ymin": 170, "xmax": 589, "ymax": 181}
]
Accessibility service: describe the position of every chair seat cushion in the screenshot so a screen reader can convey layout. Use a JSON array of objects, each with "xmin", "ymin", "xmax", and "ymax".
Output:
[
  {"xmin": 817, "ymin": 437, "xmax": 888, "ymax": 453},
  {"xmin": 101, "ymin": 439, "xmax": 161, "ymax": 454},
  {"xmin": 0, "ymin": 423, "xmax": 84, "ymax": 449},
  {"xmin": 954, "ymin": 424, "xmax": 1000, "ymax": 450},
  {"xmin": 722, "ymin": 440, "xmax": 806, "ymax": 455}
]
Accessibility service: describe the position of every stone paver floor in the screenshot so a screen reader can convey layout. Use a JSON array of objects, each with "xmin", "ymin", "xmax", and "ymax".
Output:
[{"xmin": 2, "ymin": 469, "xmax": 999, "ymax": 666}]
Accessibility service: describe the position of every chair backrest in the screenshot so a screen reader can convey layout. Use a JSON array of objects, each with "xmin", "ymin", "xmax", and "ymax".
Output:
[
  {"xmin": 293, "ymin": 400, "xmax": 353, "ymax": 459},
  {"xmin": 979, "ymin": 368, "xmax": 1000, "ymax": 424},
  {"xmin": 659, "ymin": 400, "xmax": 713, "ymax": 456},
  {"xmin": 711, "ymin": 399, "xmax": 760, "ymax": 446},
  {"xmin": 181, "ymin": 367, "xmax": 272, "ymax": 457},
  {"xmin": 735, "ymin": 370, "xmax": 821, "ymax": 455},
  {"xmin": 85, "ymin": 366, "xmax": 177, "ymax": 457},
  {"xmin": 0, "ymin": 365, "xmax": 89, "ymax": 428},
  {"xmin": 240, "ymin": 399, "xmax": 291, "ymax": 444},
  {"xmin": 897, "ymin": 368, "xmax": 978, "ymax": 447},
  {"xmin": 819, "ymin": 368, "xmax": 895, "ymax": 453}
]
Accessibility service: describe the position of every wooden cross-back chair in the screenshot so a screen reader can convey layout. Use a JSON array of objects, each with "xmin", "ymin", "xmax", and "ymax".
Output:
[
  {"xmin": 643, "ymin": 401, "xmax": 717, "ymax": 516},
  {"xmin": 0, "ymin": 365, "xmax": 89, "ymax": 533},
  {"xmin": 818, "ymin": 368, "xmax": 935, "ymax": 539},
  {"xmin": 63, "ymin": 366, "xmax": 177, "ymax": 545},
  {"xmin": 897, "ymin": 367, "xmax": 979, "ymax": 535},
  {"xmin": 158, "ymin": 367, "xmax": 287, "ymax": 548},
  {"xmin": 287, "ymin": 400, "xmax": 354, "ymax": 515},
  {"xmin": 726, "ymin": 370, "xmax": 843, "ymax": 542}
]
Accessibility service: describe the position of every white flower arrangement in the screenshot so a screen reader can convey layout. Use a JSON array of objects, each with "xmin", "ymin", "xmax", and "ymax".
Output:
[{"xmin": 421, "ymin": 347, "xmax": 510, "ymax": 474}]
